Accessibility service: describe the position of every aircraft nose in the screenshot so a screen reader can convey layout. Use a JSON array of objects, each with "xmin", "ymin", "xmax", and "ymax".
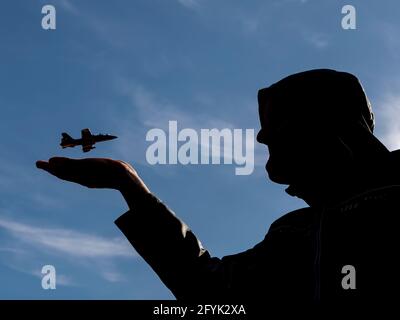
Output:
[{"xmin": 109, "ymin": 135, "xmax": 118, "ymax": 139}]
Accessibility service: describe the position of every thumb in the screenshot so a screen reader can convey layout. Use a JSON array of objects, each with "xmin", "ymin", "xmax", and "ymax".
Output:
[{"xmin": 36, "ymin": 160, "xmax": 49, "ymax": 170}]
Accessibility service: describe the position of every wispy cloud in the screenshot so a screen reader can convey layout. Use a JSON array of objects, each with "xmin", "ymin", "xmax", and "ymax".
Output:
[
  {"xmin": 303, "ymin": 31, "xmax": 330, "ymax": 49},
  {"xmin": 1, "ymin": 259, "xmax": 78, "ymax": 287},
  {"xmin": 28, "ymin": 192, "xmax": 64, "ymax": 210},
  {"xmin": 57, "ymin": 0, "xmax": 79, "ymax": 15},
  {"xmin": 118, "ymin": 82, "xmax": 203, "ymax": 130},
  {"xmin": 240, "ymin": 17, "xmax": 260, "ymax": 34},
  {"xmin": 57, "ymin": 274, "xmax": 76, "ymax": 286},
  {"xmin": 376, "ymin": 22, "xmax": 400, "ymax": 64},
  {"xmin": 101, "ymin": 271, "xmax": 126, "ymax": 283},
  {"xmin": 0, "ymin": 247, "xmax": 26, "ymax": 254},
  {"xmin": 273, "ymin": 0, "xmax": 309, "ymax": 6},
  {"xmin": 375, "ymin": 93, "xmax": 400, "ymax": 150},
  {"xmin": 0, "ymin": 216, "xmax": 137, "ymax": 284},
  {"xmin": 53, "ymin": 0, "xmax": 125, "ymax": 48},
  {"xmin": 0, "ymin": 217, "xmax": 136, "ymax": 258},
  {"xmin": 177, "ymin": 0, "xmax": 200, "ymax": 10}
]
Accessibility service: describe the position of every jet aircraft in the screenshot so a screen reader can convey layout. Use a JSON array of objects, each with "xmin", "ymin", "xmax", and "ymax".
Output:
[{"xmin": 60, "ymin": 128, "xmax": 117, "ymax": 152}]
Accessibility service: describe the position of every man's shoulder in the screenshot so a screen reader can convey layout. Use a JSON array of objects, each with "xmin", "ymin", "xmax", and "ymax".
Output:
[
  {"xmin": 332, "ymin": 184, "xmax": 400, "ymax": 214},
  {"xmin": 269, "ymin": 206, "xmax": 318, "ymax": 232}
]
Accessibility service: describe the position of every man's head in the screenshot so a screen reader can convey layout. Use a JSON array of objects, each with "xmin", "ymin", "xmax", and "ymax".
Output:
[{"xmin": 257, "ymin": 69, "xmax": 388, "ymax": 206}]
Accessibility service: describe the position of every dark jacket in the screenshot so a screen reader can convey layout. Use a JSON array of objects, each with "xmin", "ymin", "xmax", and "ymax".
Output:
[{"xmin": 115, "ymin": 150, "xmax": 400, "ymax": 302}]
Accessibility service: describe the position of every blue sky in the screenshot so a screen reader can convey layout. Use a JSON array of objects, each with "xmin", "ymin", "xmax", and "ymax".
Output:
[{"xmin": 1, "ymin": 0, "xmax": 400, "ymax": 299}]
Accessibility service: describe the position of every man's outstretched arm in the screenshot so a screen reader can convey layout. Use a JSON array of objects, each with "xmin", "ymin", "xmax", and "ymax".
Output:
[{"xmin": 36, "ymin": 157, "xmax": 267, "ymax": 300}]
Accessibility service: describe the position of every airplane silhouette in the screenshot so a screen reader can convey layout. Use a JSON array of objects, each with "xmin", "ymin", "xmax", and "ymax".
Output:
[{"xmin": 60, "ymin": 128, "xmax": 117, "ymax": 152}]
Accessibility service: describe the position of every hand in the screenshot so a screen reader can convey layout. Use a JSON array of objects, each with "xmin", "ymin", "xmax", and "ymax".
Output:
[{"xmin": 36, "ymin": 157, "xmax": 151, "ymax": 207}]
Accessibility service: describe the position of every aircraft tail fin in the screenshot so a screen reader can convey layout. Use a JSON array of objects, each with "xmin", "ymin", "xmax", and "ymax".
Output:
[
  {"xmin": 60, "ymin": 132, "xmax": 74, "ymax": 148},
  {"xmin": 62, "ymin": 132, "xmax": 72, "ymax": 140}
]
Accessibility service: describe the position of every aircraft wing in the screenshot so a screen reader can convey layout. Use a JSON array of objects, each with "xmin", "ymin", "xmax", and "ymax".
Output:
[
  {"xmin": 82, "ymin": 144, "xmax": 94, "ymax": 152},
  {"xmin": 81, "ymin": 128, "xmax": 92, "ymax": 140}
]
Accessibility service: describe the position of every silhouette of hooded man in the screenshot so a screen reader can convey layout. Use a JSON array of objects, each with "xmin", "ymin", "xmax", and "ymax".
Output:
[{"xmin": 37, "ymin": 69, "xmax": 400, "ymax": 302}]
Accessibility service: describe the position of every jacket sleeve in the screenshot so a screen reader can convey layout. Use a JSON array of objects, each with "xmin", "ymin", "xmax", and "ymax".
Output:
[{"xmin": 114, "ymin": 193, "xmax": 270, "ymax": 300}]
